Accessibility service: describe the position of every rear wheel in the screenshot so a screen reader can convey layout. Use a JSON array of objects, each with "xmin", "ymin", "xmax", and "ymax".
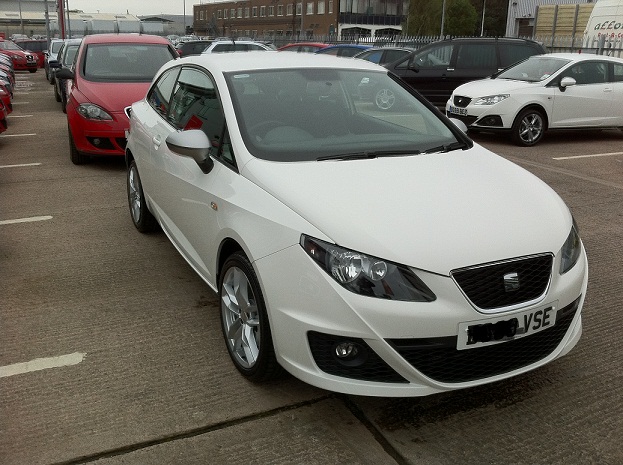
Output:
[
  {"xmin": 511, "ymin": 108, "xmax": 545, "ymax": 146},
  {"xmin": 127, "ymin": 160, "xmax": 158, "ymax": 233},
  {"xmin": 219, "ymin": 252, "xmax": 282, "ymax": 382},
  {"xmin": 68, "ymin": 127, "xmax": 90, "ymax": 165}
]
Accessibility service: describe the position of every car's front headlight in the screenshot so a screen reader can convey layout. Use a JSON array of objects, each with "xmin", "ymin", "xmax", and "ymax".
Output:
[
  {"xmin": 559, "ymin": 219, "xmax": 582, "ymax": 275},
  {"xmin": 474, "ymin": 94, "xmax": 510, "ymax": 105},
  {"xmin": 301, "ymin": 235, "xmax": 436, "ymax": 302},
  {"xmin": 77, "ymin": 103, "xmax": 113, "ymax": 121}
]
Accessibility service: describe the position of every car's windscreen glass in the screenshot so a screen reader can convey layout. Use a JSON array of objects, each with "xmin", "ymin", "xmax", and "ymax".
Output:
[
  {"xmin": 496, "ymin": 56, "xmax": 570, "ymax": 82},
  {"xmin": 226, "ymin": 68, "xmax": 463, "ymax": 162},
  {"xmin": 83, "ymin": 44, "xmax": 175, "ymax": 82}
]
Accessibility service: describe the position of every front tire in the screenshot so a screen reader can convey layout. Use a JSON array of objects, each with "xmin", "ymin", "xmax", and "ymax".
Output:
[
  {"xmin": 68, "ymin": 126, "xmax": 90, "ymax": 165},
  {"xmin": 127, "ymin": 160, "xmax": 158, "ymax": 233},
  {"xmin": 512, "ymin": 108, "xmax": 545, "ymax": 146},
  {"xmin": 219, "ymin": 252, "xmax": 282, "ymax": 382}
]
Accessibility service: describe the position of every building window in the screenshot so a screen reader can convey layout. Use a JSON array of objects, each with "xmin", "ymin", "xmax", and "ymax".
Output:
[
  {"xmin": 268, "ymin": 5, "xmax": 275, "ymax": 16},
  {"xmin": 245, "ymin": 7, "xmax": 250, "ymax": 17},
  {"xmin": 217, "ymin": 10, "xmax": 221, "ymax": 19},
  {"xmin": 287, "ymin": 3, "xmax": 293, "ymax": 15},
  {"xmin": 260, "ymin": 6, "xmax": 266, "ymax": 16},
  {"xmin": 237, "ymin": 7, "xmax": 243, "ymax": 18},
  {"xmin": 328, "ymin": 0, "xmax": 333, "ymax": 13},
  {"xmin": 231, "ymin": 8, "xmax": 236, "ymax": 18},
  {"xmin": 306, "ymin": 2, "xmax": 313, "ymax": 14},
  {"xmin": 252, "ymin": 6, "xmax": 258, "ymax": 17},
  {"xmin": 278, "ymin": 5, "xmax": 284, "ymax": 16},
  {"xmin": 317, "ymin": 1, "xmax": 325, "ymax": 14},
  {"xmin": 224, "ymin": 10, "xmax": 228, "ymax": 19},
  {"xmin": 296, "ymin": 2, "xmax": 302, "ymax": 15}
]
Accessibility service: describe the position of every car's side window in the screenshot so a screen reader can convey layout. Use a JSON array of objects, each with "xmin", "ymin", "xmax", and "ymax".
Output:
[
  {"xmin": 563, "ymin": 62, "xmax": 607, "ymax": 85},
  {"xmin": 413, "ymin": 44, "xmax": 453, "ymax": 68},
  {"xmin": 455, "ymin": 44, "xmax": 496, "ymax": 69},
  {"xmin": 612, "ymin": 63, "xmax": 623, "ymax": 82},
  {"xmin": 499, "ymin": 44, "xmax": 541, "ymax": 68},
  {"xmin": 147, "ymin": 67, "xmax": 180, "ymax": 119},
  {"xmin": 169, "ymin": 67, "xmax": 232, "ymax": 166}
]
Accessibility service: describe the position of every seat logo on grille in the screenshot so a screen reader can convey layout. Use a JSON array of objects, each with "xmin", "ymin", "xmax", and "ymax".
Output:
[{"xmin": 503, "ymin": 272, "xmax": 520, "ymax": 292}]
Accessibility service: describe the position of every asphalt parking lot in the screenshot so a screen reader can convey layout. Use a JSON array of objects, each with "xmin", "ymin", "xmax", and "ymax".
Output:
[{"xmin": 1, "ymin": 69, "xmax": 623, "ymax": 465}]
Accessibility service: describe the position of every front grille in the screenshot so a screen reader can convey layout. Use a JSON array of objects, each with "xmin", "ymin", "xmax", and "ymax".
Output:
[
  {"xmin": 453, "ymin": 95, "xmax": 472, "ymax": 107},
  {"xmin": 308, "ymin": 331, "xmax": 407, "ymax": 383},
  {"xmin": 452, "ymin": 254, "xmax": 553, "ymax": 310},
  {"xmin": 387, "ymin": 297, "xmax": 580, "ymax": 383}
]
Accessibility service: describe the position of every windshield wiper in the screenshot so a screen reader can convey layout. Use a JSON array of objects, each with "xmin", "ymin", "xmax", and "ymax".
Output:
[
  {"xmin": 317, "ymin": 150, "xmax": 421, "ymax": 161},
  {"xmin": 423, "ymin": 142, "xmax": 469, "ymax": 154}
]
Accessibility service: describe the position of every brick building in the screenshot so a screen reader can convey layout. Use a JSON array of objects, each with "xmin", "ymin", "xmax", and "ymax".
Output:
[{"xmin": 192, "ymin": 0, "xmax": 407, "ymax": 40}]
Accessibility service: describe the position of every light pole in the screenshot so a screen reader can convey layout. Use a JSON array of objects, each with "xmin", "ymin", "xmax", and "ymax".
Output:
[
  {"xmin": 480, "ymin": 0, "xmax": 486, "ymax": 36},
  {"xmin": 440, "ymin": 0, "xmax": 446, "ymax": 38}
]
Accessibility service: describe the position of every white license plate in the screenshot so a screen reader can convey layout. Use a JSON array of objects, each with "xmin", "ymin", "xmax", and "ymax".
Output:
[
  {"xmin": 448, "ymin": 105, "xmax": 468, "ymax": 116},
  {"xmin": 457, "ymin": 302, "xmax": 558, "ymax": 350}
]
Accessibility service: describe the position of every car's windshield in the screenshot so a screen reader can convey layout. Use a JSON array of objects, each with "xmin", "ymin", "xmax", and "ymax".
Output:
[
  {"xmin": 497, "ymin": 56, "xmax": 570, "ymax": 82},
  {"xmin": 0, "ymin": 40, "xmax": 23, "ymax": 51},
  {"xmin": 83, "ymin": 43, "xmax": 175, "ymax": 82},
  {"xmin": 226, "ymin": 68, "xmax": 464, "ymax": 162}
]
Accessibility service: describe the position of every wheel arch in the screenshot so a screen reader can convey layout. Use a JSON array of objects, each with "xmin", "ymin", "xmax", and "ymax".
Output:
[{"xmin": 514, "ymin": 103, "xmax": 550, "ymax": 131}]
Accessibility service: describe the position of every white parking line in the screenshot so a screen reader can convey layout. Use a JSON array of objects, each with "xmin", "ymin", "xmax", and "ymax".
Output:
[
  {"xmin": 0, "ymin": 163, "xmax": 41, "ymax": 168},
  {"xmin": 0, "ymin": 133, "xmax": 37, "ymax": 138},
  {"xmin": 0, "ymin": 215, "xmax": 52, "ymax": 225},
  {"xmin": 553, "ymin": 152, "xmax": 623, "ymax": 160},
  {"xmin": 0, "ymin": 352, "xmax": 86, "ymax": 378},
  {"xmin": 7, "ymin": 114, "xmax": 34, "ymax": 118}
]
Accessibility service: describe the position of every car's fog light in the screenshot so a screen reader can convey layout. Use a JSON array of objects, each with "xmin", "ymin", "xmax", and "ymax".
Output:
[
  {"xmin": 335, "ymin": 342, "xmax": 359, "ymax": 359},
  {"xmin": 93, "ymin": 138, "xmax": 101, "ymax": 146}
]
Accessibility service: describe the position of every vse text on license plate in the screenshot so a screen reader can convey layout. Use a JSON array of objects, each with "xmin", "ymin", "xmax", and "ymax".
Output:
[{"xmin": 457, "ymin": 303, "xmax": 557, "ymax": 350}]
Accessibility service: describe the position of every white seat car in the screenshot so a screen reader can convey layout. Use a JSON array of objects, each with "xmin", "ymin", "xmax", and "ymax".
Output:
[
  {"xmin": 125, "ymin": 52, "xmax": 587, "ymax": 397},
  {"xmin": 201, "ymin": 39, "xmax": 275, "ymax": 53},
  {"xmin": 446, "ymin": 53, "xmax": 623, "ymax": 146}
]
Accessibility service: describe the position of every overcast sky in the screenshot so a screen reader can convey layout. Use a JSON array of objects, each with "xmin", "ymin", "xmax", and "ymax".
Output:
[{"xmin": 65, "ymin": 1, "xmax": 201, "ymax": 17}]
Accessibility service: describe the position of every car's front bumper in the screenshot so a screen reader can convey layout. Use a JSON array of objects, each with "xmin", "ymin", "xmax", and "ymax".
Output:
[
  {"xmin": 255, "ymin": 242, "xmax": 588, "ymax": 397},
  {"xmin": 446, "ymin": 97, "xmax": 520, "ymax": 130}
]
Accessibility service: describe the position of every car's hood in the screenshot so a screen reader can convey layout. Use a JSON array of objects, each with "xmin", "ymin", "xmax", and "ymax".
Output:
[
  {"xmin": 454, "ymin": 78, "xmax": 539, "ymax": 97},
  {"xmin": 75, "ymin": 80, "xmax": 150, "ymax": 114},
  {"xmin": 242, "ymin": 146, "xmax": 571, "ymax": 275}
]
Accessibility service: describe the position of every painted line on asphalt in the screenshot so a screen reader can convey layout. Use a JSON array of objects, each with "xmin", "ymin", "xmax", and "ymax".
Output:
[
  {"xmin": 0, "ymin": 215, "xmax": 52, "ymax": 225},
  {"xmin": 0, "ymin": 352, "xmax": 86, "ymax": 378},
  {"xmin": 553, "ymin": 152, "xmax": 623, "ymax": 160},
  {"xmin": 0, "ymin": 133, "xmax": 37, "ymax": 138},
  {"xmin": 0, "ymin": 163, "xmax": 41, "ymax": 168},
  {"xmin": 7, "ymin": 114, "xmax": 34, "ymax": 118}
]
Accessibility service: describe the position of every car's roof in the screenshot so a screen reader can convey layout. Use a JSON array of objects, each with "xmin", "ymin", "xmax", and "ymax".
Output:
[
  {"xmin": 320, "ymin": 44, "xmax": 371, "ymax": 49},
  {"xmin": 81, "ymin": 33, "xmax": 171, "ymax": 45},
  {"xmin": 532, "ymin": 52, "xmax": 623, "ymax": 63},
  {"xmin": 278, "ymin": 42, "xmax": 328, "ymax": 49},
  {"xmin": 177, "ymin": 50, "xmax": 385, "ymax": 73}
]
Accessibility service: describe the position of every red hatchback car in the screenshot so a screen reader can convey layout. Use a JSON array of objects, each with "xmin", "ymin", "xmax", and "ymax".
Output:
[
  {"xmin": 0, "ymin": 39, "xmax": 38, "ymax": 72},
  {"xmin": 56, "ymin": 34, "xmax": 178, "ymax": 164}
]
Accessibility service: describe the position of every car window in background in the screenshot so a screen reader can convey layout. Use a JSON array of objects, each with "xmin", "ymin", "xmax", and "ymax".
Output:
[
  {"xmin": 360, "ymin": 50, "xmax": 383, "ymax": 64},
  {"xmin": 413, "ymin": 44, "xmax": 453, "ymax": 67},
  {"xmin": 455, "ymin": 44, "xmax": 496, "ymax": 69},
  {"xmin": 384, "ymin": 49, "xmax": 411, "ymax": 63},
  {"xmin": 147, "ymin": 67, "xmax": 180, "ymax": 119},
  {"xmin": 83, "ymin": 43, "xmax": 175, "ymax": 81},
  {"xmin": 499, "ymin": 43, "xmax": 546, "ymax": 68},
  {"xmin": 614, "ymin": 63, "xmax": 623, "ymax": 81}
]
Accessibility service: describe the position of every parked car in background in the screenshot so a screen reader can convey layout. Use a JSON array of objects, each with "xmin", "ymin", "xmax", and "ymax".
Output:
[
  {"xmin": 0, "ymin": 81, "xmax": 12, "ymax": 114},
  {"xmin": 0, "ymin": 98, "xmax": 7, "ymax": 134},
  {"xmin": 14, "ymin": 38, "xmax": 47, "ymax": 68},
  {"xmin": 0, "ymin": 39, "xmax": 38, "ymax": 72},
  {"xmin": 45, "ymin": 38, "xmax": 66, "ymax": 82},
  {"xmin": 446, "ymin": 53, "xmax": 623, "ymax": 146},
  {"xmin": 0, "ymin": 69, "xmax": 14, "ymax": 97},
  {"xmin": 125, "ymin": 52, "xmax": 587, "ymax": 397},
  {"xmin": 353, "ymin": 46, "xmax": 413, "ymax": 65},
  {"xmin": 201, "ymin": 39, "xmax": 274, "ymax": 53},
  {"xmin": 278, "ymin": 42, "xmax": 329, "ymax": 53},
  {"xmin": 386, "ymin": 37, "xmax": 547, "ymax": 108},
  {"xmin": 52, "ymin": 39, "xmax": 82, "ymax": 112},
  {"xmin": 314, "ymin": 43, "xmax": 372, "ymax": 57},
  {"xmin": 56, "ymin": 33, "xmax": 177, "ymax": 164},
  {"xmin": 176, "ymin": 39, "xmax": 213, "ymax": 56}
]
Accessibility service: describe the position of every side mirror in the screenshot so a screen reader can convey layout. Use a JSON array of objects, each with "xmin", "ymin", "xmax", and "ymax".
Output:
[
  {"xmin": 559, "ymin": 76, "xmax": 576, "ymax": 92},
  {"xmin": 55, "ymin": 68, "xmax": 74, "ymax": 80},
  {"xmin": 449, "ymin": 118, "xmax": 468, "ymax": 133},
  {"xmin": 166, "ymin": 129, "xmax": 215, "ymax": 174}
]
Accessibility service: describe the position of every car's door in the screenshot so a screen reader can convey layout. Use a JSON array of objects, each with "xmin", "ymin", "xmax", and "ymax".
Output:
[
  {"xmin": 550, "ymin": 60, "xmax": 614, "ymax": 128},
  {"xmin": 145, "ymin": 65, "xmax": 234, "ymax": 284},
  {"xmin": 389, "ymin": 43, "xmax": 455, "ymax": 107}
]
